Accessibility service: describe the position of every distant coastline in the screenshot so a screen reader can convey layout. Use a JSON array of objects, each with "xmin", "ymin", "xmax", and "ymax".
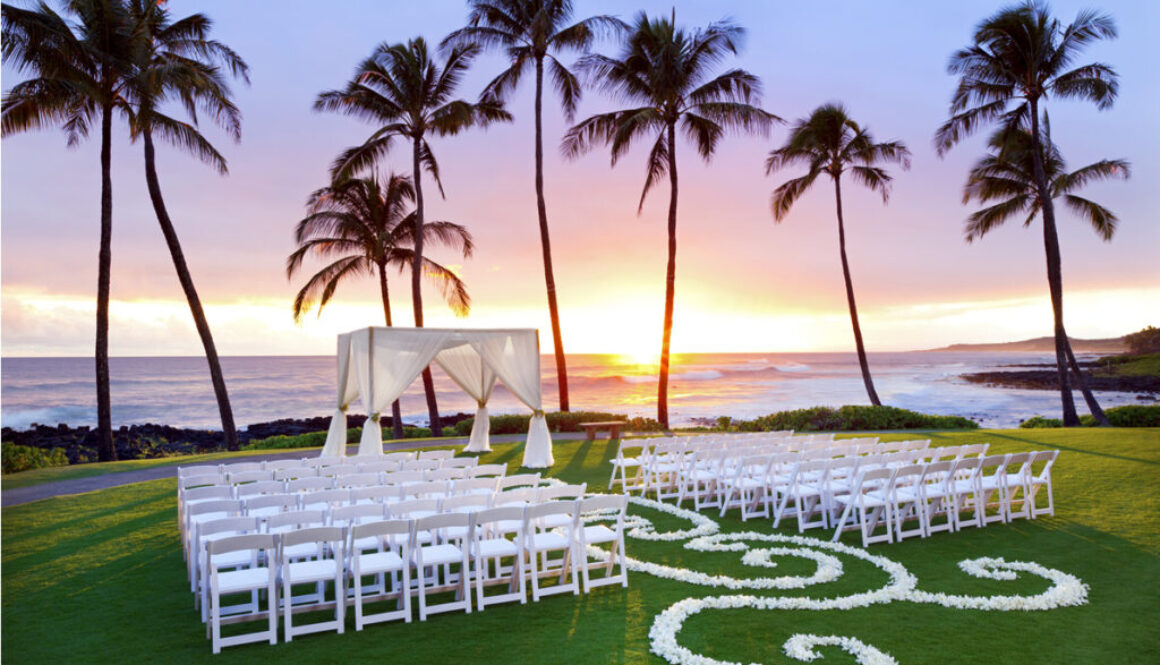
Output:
[{"xmin": 921, "ymin": 335, "xmax": 1126, "ymax": 354}]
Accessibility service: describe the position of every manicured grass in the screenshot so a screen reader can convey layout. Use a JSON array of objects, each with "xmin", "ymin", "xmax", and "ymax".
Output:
[
  {"xmin": 3, "ymin": 429, "xmax": 1158, "ymax": 664},
  {"xmin": 1094, "ymin": 351, "xmax": 1160, "ymax": 377}
]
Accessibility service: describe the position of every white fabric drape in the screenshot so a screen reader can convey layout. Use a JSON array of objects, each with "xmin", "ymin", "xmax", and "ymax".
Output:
[
  {"xmin": 321, "ymin": 333, "xmax": 359, "ymax": 458},
  {"xmin": 434, "ymin": 341, "xmax": 498, "ymax": 453},
  {"xmin": 350, "ymin": 328, "xmax": 452, "ymax": 457},
  {"xmin": 474, "ymin": 332, "xmax": 553, "ymax": 468}
]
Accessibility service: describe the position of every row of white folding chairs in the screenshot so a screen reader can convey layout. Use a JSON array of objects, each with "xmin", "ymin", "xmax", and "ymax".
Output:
[
  {"xmin": 180, "ymin": 456, "xmax": 478, "ymax": 491},
  {"xmin": 201, "ymin": 492, "xmax": 629, "ymax": 653},
  {"xmin": 818, "ymin": 450, "xmax": 1057, "ymax": 547},
  {"xmin": 644, "ymin": 437, "xmax": 896, "ymax": 503},
  {"xmin": 179, "ymin": 449, "xmax": 456, "ymax": 480},
  {"xmin": 188, "ymin": 479, "xmax": 575, "ymax": 608},
  {"xmin": 677, "ymin": 442, "xmax": 988, "ymax": 520},
  {"xmin": 182, "ymin": 472, "xmax": 531, "ymax": 561}
]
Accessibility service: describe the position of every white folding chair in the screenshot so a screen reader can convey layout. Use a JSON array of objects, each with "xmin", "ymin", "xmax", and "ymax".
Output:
[
  {"xmin": 402, "ymin": 459, "xmax": 440, "ymax": 473},
  {"xmin": 451, "ymin": 477, "xmax": 499, "ymax": 497},
  {"xmin": 274, "ymin": 467, "xmax": 316, "ymax": 482},
  {"xmin": 888, "ymin": 464, "xmax": 926, "ymax": 541},
  {"xmin": 194, "ymin": 516, "xmax": 261, "ymax": 620},
  {"xmin": 917, "ymin": 460, "xmax": 955, "ymax": 537},
  {"xmin": 525, "ymin": 501, "xmax": 580, "ymax": 601},
  {"xmin": 412, "ymin": 512, "xmax": 473, "ymax": 621},
  {"xmin": 977, "ymin": 454, "xmax": 1012, "ymax": 525},
  {"xmin": 428, "ymin": 467, "xmax": 469, "ymax": 482},
  {"xmin": 357, "ymin": 460, "xmax": 399, "ymax": 474},
  {"xmin": 775, "ymin": 459, "xmax": 827, "ymax": 531},
  {"xmin": 830, "ymin": 467, "xmax": 895, "ymax": 547},
  {"xmin": 608, "ymin": 440, "xmax": 650, "ymax": 493},
  {"xmin": 1028, "ymin": 450, "xmax": 1058, "ymax": 518},
  {"xmin": 643, "ymin": 442, "xmax": 685, "ymax": 502},
  {"xmin": 353, "ymin": 485, "xmax": 398, "ymax": 506},
  {"xmin": 349, "ymin": 519, "xmax": 412, "ymax": 629},
  {"xmin": 1002, "ymin": 452, "xmax": 1034, "ymax": 522},
  {"xmin": 575, "ymin": 494, "xmax": 628, "ymax": 592},
  {"xmin": 471, "ymin": 506, "xmax": 528, "ymax": 610},
  {"xmin": 418, "ymin": 449, "xmax": 455, "ymax": 461},
  {"xmin": 236, "ymin": 480, "xmax": 284, "ymax": 500},
  {"xmin": 946, "ymin": 457, "xmax": 983, "ymax": 530},
  {"xmin": 499, "ymin": 473, "xmax": 541, "ymax": 491},
  {"xmin": 301, "ymin": 488, "xmax": 352, "ymax": 512},
  {"xmin": 719, "ymin": 454, "xmax": 773, "ymax": 521},
  {"xmin": 206, "ymin": 534, "xmax": 278, "ymax": 654},
  {"xmin": 442, "ymin": 456, "xmax": 479, "ymax": 469},
  {"xmin": 382, "ymin": 451, "xmax": 415, "ymax": 463},
  {"xmin": 468, "ymin": 463, "xmax": 507, "ymax": 478},
  {"xmin": 337, "ymin": 472, "xmax": 382, "ymax": 489},
  {"xmin": 286, "ymin": 476, "xmax": 334, "ymax": 494},
  {"xmin": 279, "ymin": 526, "xmax": 345, "ymax": 641},
  {"xmin": 244, "ymin": 493, "xmax": 296, "ymax": 519}
]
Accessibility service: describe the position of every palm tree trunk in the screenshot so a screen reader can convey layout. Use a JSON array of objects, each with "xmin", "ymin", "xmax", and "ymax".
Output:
[
  {"xmin": 142, "ymin": 130, "xmax": 238, "ymax": 449},
  {"xmin": 533, "ymin": 57, "xmax": 570, "ymax": 412},
  {"xmin": 834, "ymin": 177, "xmax": 882, "ymax": 406},
  {"xmin": 95, "ymin": 96, "xmax": 115, "ymax": 461},
  {"xmin": 411, "ymin": 136, "xmax": 442, "ymax": 436},
  {"xmin": 1065, "ymin": 339, "xmax": 1110, "ymax": 425},
  {"xmin": 378, "ymin": 262, "xmax": 405, "ymax": 439},
  {"xmin": 657, "ymin": 123, "xmax": 678, "ymax": 431},
  {"xmin": 1029, "ymin": 103, "xmax": 1080, "ymax": 426}
]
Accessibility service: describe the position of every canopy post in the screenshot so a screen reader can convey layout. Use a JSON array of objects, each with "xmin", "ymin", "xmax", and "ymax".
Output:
[
  {"xmin": 320, "ymin": 406, "xmax": 348, "ymax": 458},
  {"xmin": 522, "ymin": 410, "xmax": 554, "ymax": 468},
  {"xmin": 464, "ymin": 403, "xmax": 491, "ymax": 453}
]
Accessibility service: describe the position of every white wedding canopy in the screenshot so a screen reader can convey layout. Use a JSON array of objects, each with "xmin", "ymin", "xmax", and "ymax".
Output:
[{"xmin": 318, "ymin": 327, "xmax": 554, "ymax": 469}]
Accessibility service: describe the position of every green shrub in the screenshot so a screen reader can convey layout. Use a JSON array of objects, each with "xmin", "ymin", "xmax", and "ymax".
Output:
[
  {"xmin": 2, "ymin": 442, "xmax": 69, "ymax": 474},
  {"xmin": 1090, "ymin": 405, "xmax": 1160, "ymax": 428},
  {"xmin": 735, "ymin": 405, "xmax": 979, "ymax": 432},
  {"xmin": 1020, "ymin": 416, "xmax": 1064, "ymax": 428}
]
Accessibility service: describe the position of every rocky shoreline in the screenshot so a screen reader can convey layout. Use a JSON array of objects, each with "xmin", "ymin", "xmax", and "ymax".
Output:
[
  {"xmin": 961, "ymin": 370, "xmax": 1160, "ymax": 397},
  {"xmin": 1, "ymin": 413, "xmax": 474, "ymax": 464}
]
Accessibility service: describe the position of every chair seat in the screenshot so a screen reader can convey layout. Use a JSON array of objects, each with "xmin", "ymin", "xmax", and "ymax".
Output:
[
  {"xmin": 611, "ymin": 459, "xmax": 641, "ymax": 468},
  {"xmin": 580, "ymin": 525, "xmax": 617, "ymax": 544},
  {"xmin": 355, "ymin": 550, "xmax": 404, "ymax": 575},
  {"xmin": 475, "ymin": 538, "xmax": 518, "ymax": 559},
  {"xmin": 417, "ymin": 544, "xmax": 463, "ymax": 566},
  {"xmin": 217, "ymin": 567, "xmax": 271, "ymax": 594},
  {"xmin": 528, "ymin": 532, "xmax": 570, "ymax": 552},
  {"xmin": 286, "ymin": 559, "xmax": 340, "ymax": 584}
]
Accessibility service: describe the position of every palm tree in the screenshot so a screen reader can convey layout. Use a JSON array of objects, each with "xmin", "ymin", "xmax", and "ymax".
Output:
[
  {"xmin": 563, "ymin": 11, "xmax": 776, "ymax": 429},
  {"xmin": 124, "ymin": 0, "xmax": 248, "ymax": 449},
  {"xmin": 315, "ymin": 37, "xmax": 510, "ymax": 436},
  {"xmin": 934, "ymin": 0, "xmax": 1118, "ymax": 425},
  {"xmin": 442, "ymin": 0, "xmax": 625, "ymax": 413},
  {"xmin": 765, "ymin": 103, "xmax": 910, "ymax": 406},
  {"xmin": 3, "ymin": 0, "xmax": 133, "ymax": 461},
  {"xmin": 288, "ymin": 173, "xmax": 474, "ymax": 440},
  {"xmin": 963, "ymin": 126, "xmax": 1128, "ymax": 425}
]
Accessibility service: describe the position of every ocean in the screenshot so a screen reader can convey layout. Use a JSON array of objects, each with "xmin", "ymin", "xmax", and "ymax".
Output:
[{"xmin": 0, "ymin": 352, "xmax": 1142, "ymax": 431}]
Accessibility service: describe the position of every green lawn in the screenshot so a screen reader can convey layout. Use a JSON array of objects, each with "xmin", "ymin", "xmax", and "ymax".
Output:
[{"xmin": 3, "ymin": 429, "xmax": 1158, "ymax": 664}]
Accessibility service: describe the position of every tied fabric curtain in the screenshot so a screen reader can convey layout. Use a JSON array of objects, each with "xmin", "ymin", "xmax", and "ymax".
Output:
[
  {"xmin": 321, "ymin": 334, "xmax": 359, "ymax": 458},
  {"xmin": 351, "ymin": 327, "xmax": 452, "ymax": 457},
  {"xmin": 474, "ymin": 331, "xmax": 553, "ymax": 468},
  {"xmin": 434, "ymin": 341, "xmax": 498, "ymax": 452}
]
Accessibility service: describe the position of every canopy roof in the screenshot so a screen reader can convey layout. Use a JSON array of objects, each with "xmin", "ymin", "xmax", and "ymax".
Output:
[{"xmin": 320, "ymin": 327, "xmax": 553, "ymax": 468}]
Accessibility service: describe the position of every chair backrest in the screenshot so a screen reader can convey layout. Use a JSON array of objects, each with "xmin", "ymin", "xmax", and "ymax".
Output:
[
  {"xmin": 492, "ymin": 488, "xmax": 536, "ymax": 506},
  {"xmin": 266, "ymin": 509, "xmax": 326, "ymax": 533},
  {"xmin": 351, "ymin": 519, "xmax": 411, "ymax": 545},
  {"xmin": 244, "ymin": 493, "xmax": 296, "ymax": 514},
  {"xmin": 331, "ymin": 502, "xmax": 386, "ymax": 526},
  {"xmin": 1005, "ymin": 452, "xmax": 1032, "ymax": 479},
  {"xmin": 182, "ymin": 485, "xmax": 233, "ymax": 504},
  {"xmin": 418, "ymin": 449, "xmax": 455, "ymax": 461},
  {"xmin": 179, "ymin": 464, "xmax": 221, "ymax": 479},
  {"xmin": 402, "ymin": 459, "xmax": 440, "ymax": 472},
  {"xmin": 207, "ymin": 533, "xmax": 276, "ymax": 558},
  {"xmin": 180, "ymin": 475, "xmax": 223, "ymax": 491},
  {"xmin": 236, "ymin": 480, "xmax": 284, "ymax": 498},
  {"xmin": 614, "ymin": 440, "xmax": 651, "ymax": 458},
  {"xmin": 300, "ymin": 457, "xmax": 328, "ymax": 468},
  {"xmin": 441, "ymin": 493, "xmax": 489, "ymax": 514},
  {"xmin": 442, "ymin": 456, "xmax": 479, "ymax": 469},
  {"xmin": 287, "ymin": 476, "xmax": 334, "ymax": 493},
  {"xmin": 389, "ymin": 498, "xmax": 440, "ymax": 518},
  {"xmin": 469, "ymin": 464, "xmax": 507, "ymax": 478},
  {"xmin": 358, "ymin": 460, "xmax": 399, "ymax": 474},
  {"xmin": 401, "ymin": 480, "xmax": 449, "ymax": 500},
  {"xmin": 949, "ymin": 456, "xmax": 981, "ymax": 482},
  {"xmin": 199, "ymin": 515, "xmax": 261, "ymax": 541},
  {"xmin": 300, "ymin": 488, "xmax": 352, "ymax": 510},
  {"xmin": 337, "ymin": 472, "xmax": 382, "ymax": 488},
  {"xmin": 578, "ymin": 493, "xmax": 626, "ymax": 514},
  {"xmin": 854, "ymin": 466, "xmax": 895, "ymax": 493},
  {"xmin": 384, "ymin": 470, "xmax": 426, "ymax": 486},
  {"xmin": 265, "ymin": 459, "xmax": 304, "ymax": 471},
  {"xmin": 223, "ymin": 461, "xmax": 264, "ymax": 475},
  {"xmin": 414, "ymin": 511, "xmax": 471, "ymax": 542},
  {"xmin": 526, "ymin": 500, "xmax": 577, "ymax": 530},
  {"xmin": 188, "ymin": 499, "xmax": 243, "ymax": 520},
  {"xmin": 428, "ymin": 467, "xmax": 469, "ymax": 482},
  {"xmin": 1029, "ymin": 450, "xmax": 1058, "ymax": 479},
  {"xmin": 274, "ymin": 467, "xmax": 316, "ymax": 481},
  {"xmin": 474, "ymin": 506, "xmax": 526, "ymax": 535},
  {"xmin": 499, "ymin": 473, "xmax": 541, "ymax": 490},
  {"xmin": 353, "ymin": 485, "xmax": 397, "ymax": 503},
  {"xmin": 452, "ymin": 477, "xmax": 498, "ymax": 495},
  {"xmin": 921, "ymin": 460, "xmax": 954, "ymax": 487},
  {"xmin": 890, "ymin": 464, "xmax": 925, "ymax": 492},
  {"xmin": 280, "ymin": 525, "xmax": 345, "ymax": 550},
  {"xmin": 537, "ymin": 483, "xmax": 587, "ymax": 502},
  {"xmin": 959, "ymin": 443, "xmax": 989, "ymax": 458},
  {"xmin": 320, "ymin": 463, "xmax": 361, "ymax": 477},
  {"xmin": 382, "ymin": 451, "xmax": 415, "ymax": 463}
]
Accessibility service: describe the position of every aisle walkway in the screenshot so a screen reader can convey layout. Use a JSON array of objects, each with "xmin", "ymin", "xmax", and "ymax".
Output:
[{"xmin": 2, "ymin": 432, "xmax": 596, "ymax": 507}]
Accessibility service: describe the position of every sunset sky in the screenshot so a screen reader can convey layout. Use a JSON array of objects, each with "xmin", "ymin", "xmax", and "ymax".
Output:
[{"xmin": 2, "ymin": 0, "xmax": 1157, "ymax": 359}]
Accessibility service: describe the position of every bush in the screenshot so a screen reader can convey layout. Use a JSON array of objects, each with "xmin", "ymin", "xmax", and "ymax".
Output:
[
  {"xmin": 733, "ymin": 405, "xmax": 979, "ymax": 432},
  {"xmin": 1124, "ymin": 326, "xmax": 1160, "ymax": 354},
  {"xmin": 1020, "ymin": 416, "xmax": 1064, "ymax": 429},
  {"xmin": 2, "ymin": 442, "xmax": 69, "ymax": 474}
]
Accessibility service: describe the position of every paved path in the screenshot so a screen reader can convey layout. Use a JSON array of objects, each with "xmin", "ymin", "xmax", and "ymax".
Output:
[{"xmin": 1, "ymin": 432, "xmax": 599, "ymax": 507}]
